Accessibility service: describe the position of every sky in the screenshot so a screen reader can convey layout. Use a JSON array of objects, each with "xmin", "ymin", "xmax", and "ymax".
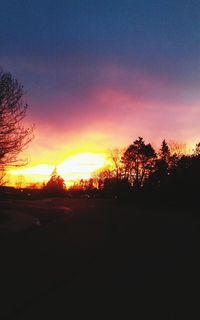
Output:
[{"xmin": 1, "ymin": 0, "xmax": 200, "ymax": 184}]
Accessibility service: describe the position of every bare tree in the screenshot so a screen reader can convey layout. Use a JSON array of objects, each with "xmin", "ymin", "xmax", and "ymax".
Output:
[
  {"xmin": 109, "ymin": 148, "xmax": 124, "ymax": 179},
  {"xmin": 0, "ymin": 70, "xmax": 33, "ymax": 183},
  {"xmin": 193, "ymin": 142, "xmax": 200, "ymax": 157},
  {"xmin": 0, "ymin": 166, "xmax": 6, "ymax": 186},
  {"xmin": 168, "ymin": 140, "xmax": 187, "ymax": 157},
  {"xmin": 15, "ymin": 174, "xmax": 25, "ymax": 189}
]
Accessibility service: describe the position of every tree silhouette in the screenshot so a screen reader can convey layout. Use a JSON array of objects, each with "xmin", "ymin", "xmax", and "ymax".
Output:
[
  {"xmin": 0, "ymin": 167, "xmax": 6, "ymax": 186},
  {"xmin": 169, "ymin": 140, "xmax": 186, "ymax": 158},
  {"xmin": 152, "ymin": 140, "xmax": 171, "ymax": 187},
  {"xmin": 193, "ymin": 142, "xmax": 200, "ymax": 157},
  {"xmin": 109, "ymin": 148, "xmax": 124, "ymax": 179},
  {"xmin": 159, "ymin": 140, "xmax": 170, "ymax": 163},
  {"xmin": 122, "ymin": 137, "xmax": 156, "ymax": 188},
  {"xmin": 0, "ymin": 70, "xmax": 33, "ymax": 182},
  {"xmin": 44, "ymin": 167, "xmax": 66, "ymax": 194},
  {"xmin": 92, "ymin": 167, "xmax": 114, "ymax": 189}
]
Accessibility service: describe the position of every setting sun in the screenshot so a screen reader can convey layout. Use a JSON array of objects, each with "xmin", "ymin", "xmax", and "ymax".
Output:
[{"xmin": 57, "ymin": 153, "xmax": 108, "ymax": 180}]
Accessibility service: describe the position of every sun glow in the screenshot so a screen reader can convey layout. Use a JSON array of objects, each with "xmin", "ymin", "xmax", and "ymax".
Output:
[
  {"xmin": 9, "ymin": 152, "xmax": 108, "ymax": 187},
  {"xmin": 57, "ymin": 153, "xmax": 107, "ymax": 180}
]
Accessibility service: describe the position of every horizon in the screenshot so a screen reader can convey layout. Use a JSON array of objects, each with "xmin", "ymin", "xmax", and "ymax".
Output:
[{"xmin": 7, "ymin": 138, "xmax": 196, "ymax": 188}]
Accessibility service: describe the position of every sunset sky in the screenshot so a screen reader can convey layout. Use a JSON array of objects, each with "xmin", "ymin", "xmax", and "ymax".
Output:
[{"xmin": 1, "ymin": 1, "xmax": 200, "ymax": 185}]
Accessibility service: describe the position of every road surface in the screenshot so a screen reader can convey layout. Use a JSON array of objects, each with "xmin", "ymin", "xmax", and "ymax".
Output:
[{"xmin": 0, "ymin": 198, "xmax": 199, "ymax": 319}]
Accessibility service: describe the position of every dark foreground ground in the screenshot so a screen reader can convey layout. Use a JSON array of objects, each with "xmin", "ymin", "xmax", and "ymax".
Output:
[{"xmin": 0, "ymin": 198, "xmax": 200, "ymax": 319}]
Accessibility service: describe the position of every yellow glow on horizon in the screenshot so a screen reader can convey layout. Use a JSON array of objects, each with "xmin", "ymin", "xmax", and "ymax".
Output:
[
  {"xmin": 57, "ymin": 153, "xmax": 107, "ymax": 179},
  {"xmin": 10, "ymin": 164, "xmax": 54, "ymax": 176},
  {"xmin": 9, "ymin": 152, "xmax": 109, "ymax": 187}
]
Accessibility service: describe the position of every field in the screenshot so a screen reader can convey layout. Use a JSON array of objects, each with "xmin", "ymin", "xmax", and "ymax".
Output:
[{"xmin": 0, "ymin": 198, "xmax": 199, "ymax": 318}]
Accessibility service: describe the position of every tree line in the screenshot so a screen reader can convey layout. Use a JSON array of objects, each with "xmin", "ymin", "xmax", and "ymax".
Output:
[
  {"xmin": 43, "ymin": 136, "xmax": 200, "ymax": 206},
  {"xmin": 89, "ymin": 137, "xmax": 200, "ymax": 204},
  {"xmin": 46, "ymin": 137, "xmax": 197, "ymax": 206}
]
